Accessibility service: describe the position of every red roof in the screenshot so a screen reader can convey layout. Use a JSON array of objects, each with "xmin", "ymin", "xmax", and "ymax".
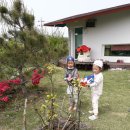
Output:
[{"xmin": 44, "ymin": 4, "xmax": 130, "ymax": 27}]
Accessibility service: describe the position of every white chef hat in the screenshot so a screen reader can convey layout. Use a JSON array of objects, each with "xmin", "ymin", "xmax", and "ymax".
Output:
[{"xmin": 93, "ymin": 60, "xmax": 103, "ymax": 68}]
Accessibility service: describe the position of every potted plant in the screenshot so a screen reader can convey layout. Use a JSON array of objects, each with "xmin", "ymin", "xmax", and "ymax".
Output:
[{"xmin": 76, "ymin": 45, "xmax": 91, "ymax": 62}]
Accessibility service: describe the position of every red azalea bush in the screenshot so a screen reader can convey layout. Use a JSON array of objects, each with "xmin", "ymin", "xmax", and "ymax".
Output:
[
  {"xmin": 0, "ymin": 81, "xmax": 11, "ymax": 93},
  {"xmin": 8, "ymin": 77, "xmax": 21, "ymax": 85},
  {"xmin": 31, "ymin": 69, "xmax": 44, "ymax": 85},
  {"xmin": 76, "ymin": 45, "xmax": 91, "ymax": 53},
  {"xmin": 0, "ymin": 81, "xmax": 11, "ymax": 102},
  {"xmin": 0, "ymin": 68, "xmax": 44, "ymax": 105},
  {"xmin": 0, "ymin": 78, "xmax": 21, "ymax": 103},
  {"xmin": 0, "ymin": 96, "xmax": 9, "ymax": 102}
]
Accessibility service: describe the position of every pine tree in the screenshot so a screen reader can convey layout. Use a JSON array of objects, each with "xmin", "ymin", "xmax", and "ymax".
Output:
[
  {"xmin": 0, "ymin": 0, "xmax": 68, "ymax": 97},
  {"xmin": 0, "ymin": 0, "xmax": 48, "ymax": 96}
]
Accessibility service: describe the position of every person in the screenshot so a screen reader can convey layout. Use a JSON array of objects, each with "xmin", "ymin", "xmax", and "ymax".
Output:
[
  {"xmin": 87, "ymin": 59, "xmax": 103, "ymax": 120},
  {"xmin": 64, "ymin": 56, "xmax": 79, "ymax": 111}
]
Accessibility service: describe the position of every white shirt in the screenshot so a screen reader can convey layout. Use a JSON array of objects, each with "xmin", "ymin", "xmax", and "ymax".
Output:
[{"xmin": 90, "ymin": 72, "xmax": 103, "ymax": 95}]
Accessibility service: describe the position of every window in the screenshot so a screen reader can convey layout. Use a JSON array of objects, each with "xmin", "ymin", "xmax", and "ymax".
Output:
[
  {"xmin": 104, "ymin": 44, "xmax": 130, "ymax": 56},
  {"xmin": 86, "ymin": 19, "xmax": 96, "ymax": 27}
]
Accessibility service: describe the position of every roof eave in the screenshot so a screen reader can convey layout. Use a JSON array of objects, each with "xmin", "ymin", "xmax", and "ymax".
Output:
[{"xmin": 44, "ymin": 4, "xmax": 130, "ymax": 27}]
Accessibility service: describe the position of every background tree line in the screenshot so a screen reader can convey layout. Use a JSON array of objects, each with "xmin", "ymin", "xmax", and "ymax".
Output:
[{"xmin": 0, "ymin": 0, "xmax": 68, "ymax": 80}]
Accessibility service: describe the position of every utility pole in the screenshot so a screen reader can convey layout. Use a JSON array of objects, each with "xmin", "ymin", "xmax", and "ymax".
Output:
[{"xmin": 37, "ymin": 19, "xmax": 46, "ymax": 34}]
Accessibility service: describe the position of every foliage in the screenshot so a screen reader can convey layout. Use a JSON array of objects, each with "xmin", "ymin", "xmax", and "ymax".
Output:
[
  {"xmin": 46, "ymin": 35, "xmax": 68, "ymax": 64},
  {"xmin": 0, "ymin": 0, "xmax": 68, "ymax": 69},
  {"xmin": 0, "ymin": 0, "xmax": 68, "ymax": 99},
  {"xmin": 0, "ymin": 0, "xmax": 68, "ymax": 128},
  {"xmin": 35, "ymin": 64, "xmax": 87, "ymax": 130},
  {"xmin": 0, "ymin": 0, "xmax": 68, "ymax": 80},
  {"xmin": 40, "ymin": 94, "xmax": 58, "ymax": 127},
  {"xmin": 39, "ymin": 64, "xmax": 59, "ymax": 129},
  {"xmin": 0, "ymin": 0, "xmax": 48, "ymax": 74},
  {"xmin": 0, "ymin": 0, "xmax": 46, "ymax": 100}
]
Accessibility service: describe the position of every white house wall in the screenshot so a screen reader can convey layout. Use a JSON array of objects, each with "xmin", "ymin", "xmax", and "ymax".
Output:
[
  {"xmin": 68, "ymin": 10, "xmax": 130, "ymax": 63},
  {"xmin": 68, "ymin": 21, "xmax": 85, "ymax": 58}
]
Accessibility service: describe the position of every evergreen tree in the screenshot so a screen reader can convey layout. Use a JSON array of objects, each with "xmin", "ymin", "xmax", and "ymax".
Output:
[
  {"xmin": 47, "ymin": 35, "xmax": 68, "ymax": 64},
  {"xmin": 0, "ymin": 0, "xmax": 68, "ymax": 90},
  {"xmin": 0, "ymin": 0, "xmax": 48, "ymax": 67},
  {"xmin": 0, "ymin": 0, "xmax": 48, "ymax": 96}
]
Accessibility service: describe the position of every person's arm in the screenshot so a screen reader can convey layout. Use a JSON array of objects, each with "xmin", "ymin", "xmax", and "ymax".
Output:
[
  {"xmin": 89, "ymin": 75, "xmax": 103, "ymax": 88},
  {"xmin": 64, "ymin": 69, "xmax": 72, "ymax": 82},
  {"xmin": 73, "ymin": 68, "xmax": 79, "ymax": 79}
]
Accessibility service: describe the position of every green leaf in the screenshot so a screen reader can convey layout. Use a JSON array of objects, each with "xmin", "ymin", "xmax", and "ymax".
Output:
[
  {"xmin": 0, "ymin": 6, "xmax": 8, "ymax": 14},
  {"xmin": 13, "ymin": 0, "xmax": 22, "ymax": 13}
]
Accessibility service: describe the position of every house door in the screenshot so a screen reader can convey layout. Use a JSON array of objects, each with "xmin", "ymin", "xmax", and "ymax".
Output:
[{"xmin": 75, "ymin": 27, "xmax": 83, "ymax": 58}]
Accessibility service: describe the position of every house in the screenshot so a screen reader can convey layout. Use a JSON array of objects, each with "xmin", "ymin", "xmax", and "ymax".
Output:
[{"xmin": 44, "ymin": 4, "xmax": 130, "ymax": 65}]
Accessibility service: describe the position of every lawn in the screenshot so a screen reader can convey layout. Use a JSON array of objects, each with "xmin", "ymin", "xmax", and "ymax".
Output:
[{"xmin": 0, "ymin": 68, "xmax": 130, "ymax": 130}]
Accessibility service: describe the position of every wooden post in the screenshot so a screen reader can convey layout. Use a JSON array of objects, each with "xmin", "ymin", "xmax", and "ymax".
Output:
[{"xmin": 22, "ymin": 98, "xmax": 27, "ymax": 130}]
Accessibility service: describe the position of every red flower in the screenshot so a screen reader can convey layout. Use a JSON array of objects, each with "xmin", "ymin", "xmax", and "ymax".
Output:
[
  {"xmin": 31, "ymin": 69, "xmax": 44, "ymax": 85},
  {"xmin": 76, "ymin": 45, "xmax": 91, "ymax": 53},
  {"xmin": 76, "ymin": 47, "xmax": 82, "ymax": 53},
  {"xmin": 0, "ymin": 82, "xmax": 10, "ymax": 93},
  {"xmin": 80, "ymin": 81, "xmax": 87, "ymax": 87},
  {"xmin": 8, "ymin": 78, "xmax": 21, "ymax": 85},
  {"xmin": 0, "ymin": 81, "xmax": 11, "ymax": 103},
  {"xmin": 0, "ymin": 96, "xmax": 9, "ymax": 102}
]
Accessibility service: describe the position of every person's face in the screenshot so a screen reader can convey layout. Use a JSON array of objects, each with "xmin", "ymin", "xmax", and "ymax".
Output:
[
  {"xmin": 67, "ymin": 61, "xmax": 74, "ymax": 68},
  {"xmin": 92, "ymin": 65, "xmax": 101, "ymax": 74}
]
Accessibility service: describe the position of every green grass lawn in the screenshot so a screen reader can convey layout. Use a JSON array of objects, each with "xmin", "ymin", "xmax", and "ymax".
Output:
[{"xmin": 0, "ymin": 68, "xmax": 130, "ymax": 130}]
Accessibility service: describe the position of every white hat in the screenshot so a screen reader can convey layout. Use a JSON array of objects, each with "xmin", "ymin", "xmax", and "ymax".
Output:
[{"xmin": 93, "ymin": 60, "xmax": 103, "ymax": 68}]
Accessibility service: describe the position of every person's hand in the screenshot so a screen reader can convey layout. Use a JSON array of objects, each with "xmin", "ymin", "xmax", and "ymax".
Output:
[
  {"xmin": 86, "ymin": 83, "xmax": 90, "ymax": 88},
  {"xmin": 67, "ymin": 77, "xmax": 72, "ymax": 81}
]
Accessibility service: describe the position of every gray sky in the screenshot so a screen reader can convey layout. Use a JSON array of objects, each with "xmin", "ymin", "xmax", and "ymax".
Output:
[
  {"xmin": 1, "ymin": 0, "xmax": 130, "ymax": 37},
  {"xmin": 23, "ymin": 0, "xmax": 130, "ymax": 22},
  {"xmin": 22, "ymin": 0, "xmax": 130, "ymax": 36}
]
